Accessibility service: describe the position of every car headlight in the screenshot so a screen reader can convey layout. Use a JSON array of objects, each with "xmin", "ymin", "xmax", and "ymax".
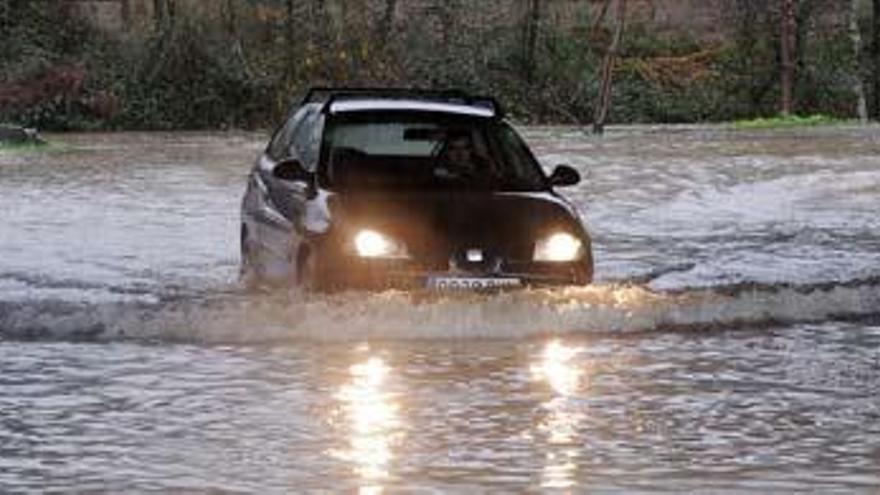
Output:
[
  {"xmin": 534, "ymin": 232, "xmax": 582, "ymax": 262},
  {"xmin": 354, "ymin": 229, "xmax": 409, "ymax": 259}
]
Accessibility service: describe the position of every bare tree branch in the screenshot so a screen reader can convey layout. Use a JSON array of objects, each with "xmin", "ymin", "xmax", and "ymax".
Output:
[{"xmin": 590, "ymin": 0, "xmax": 613, "ymax": 39}]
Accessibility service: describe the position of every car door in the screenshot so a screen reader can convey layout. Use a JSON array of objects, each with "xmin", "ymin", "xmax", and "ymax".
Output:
[{"xmin": 253, "ymin": 106, "xmax": 323, "ymax": 272}]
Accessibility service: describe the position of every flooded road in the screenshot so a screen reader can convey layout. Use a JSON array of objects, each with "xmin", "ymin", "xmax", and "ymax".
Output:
[{"xmin": 1, "ymin": 127, "xmax": 879, "ymax": 492}]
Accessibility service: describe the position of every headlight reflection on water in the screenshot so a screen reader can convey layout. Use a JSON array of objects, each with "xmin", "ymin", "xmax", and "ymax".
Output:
[
  {"xmin": 531, "ymin": 340, "xmax": 590, "ymax": 489},
  {"xmin": 532, "ymin": 340, "xmax": 585, "ymax": 397},
  {"xmin": 334, "ymin": 355, "xmax": 402, "ymax": 494}
]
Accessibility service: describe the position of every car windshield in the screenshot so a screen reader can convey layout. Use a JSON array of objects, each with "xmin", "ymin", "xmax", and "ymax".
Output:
[{"xmin": 320, "ymin": 112, "xmax": 547, "ymax": 192}]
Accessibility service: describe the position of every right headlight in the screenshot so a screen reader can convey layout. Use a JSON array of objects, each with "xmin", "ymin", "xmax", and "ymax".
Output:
[{"xmin": 533, "ymin": 232, "xmax": 583, "ymax": 262}]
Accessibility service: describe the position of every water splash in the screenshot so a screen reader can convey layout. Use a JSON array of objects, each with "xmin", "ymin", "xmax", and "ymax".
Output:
[{"xmin": 2, "ymin": 278, "xmax": 878, "ymax": 343}]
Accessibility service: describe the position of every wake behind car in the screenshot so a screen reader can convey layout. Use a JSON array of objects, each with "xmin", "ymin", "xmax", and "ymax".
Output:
[{"xmin": 240, "ymin": 87, "xmax": 593, "ymax": 290}]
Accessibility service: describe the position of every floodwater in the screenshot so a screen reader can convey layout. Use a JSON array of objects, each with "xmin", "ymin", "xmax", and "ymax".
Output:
[{"xmin": 1, "ymin": 126, "xmax": 879, "ymax": 492}]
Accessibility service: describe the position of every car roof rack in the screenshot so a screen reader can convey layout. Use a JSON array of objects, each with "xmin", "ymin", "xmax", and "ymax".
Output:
[{"xmin": 298, "ymin": 86, "xmax": 505, "ymax": 119}]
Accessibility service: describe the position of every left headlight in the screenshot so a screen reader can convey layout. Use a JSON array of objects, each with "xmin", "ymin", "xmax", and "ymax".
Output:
[
  {"xmin": 533, "ymin": 232, "xmax": 583, "ymax": 262},
  {"xmin": 353, "ymin": 229, "xmax": 409, "ymax": 259}
]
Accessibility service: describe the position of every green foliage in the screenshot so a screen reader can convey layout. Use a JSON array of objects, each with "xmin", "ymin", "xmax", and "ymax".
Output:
[
  {"xmin": 0, "ymin": 3, "xmax": 87, "ymax": 80},
  {"xmin": 0, "ymin": 1, "xmax": 872, "ymax": 130},
  {"xmin": 623, "ymin": 24, "xmax": 703, "ymax": 58},
  {"xmin": 1, "ymin": 4, "xmax": 271, "ymax": 130},
  {"xmin": 0, "ymin": 139, "xmax": 49, "ymax": 151},
  {"xmin": 795, "ymin": 32, "xmax": 862, "ymax": 118},
  {"xmin": 731, "ymin": 114, "xmax": 844, "ymax": 129},
  {"xmin": 117, "ymin": 20, "xmax": 272, "ymax": 130},
  {"xmin": 0, "ymin": 3, "xmax": 96, "ymax": 130}
]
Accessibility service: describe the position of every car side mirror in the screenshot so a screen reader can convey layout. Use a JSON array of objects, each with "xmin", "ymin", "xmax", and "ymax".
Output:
[
  {"xmin": 274, "ymin": 158, "xmax": 317, "ymax": 199},
  {"xmin": 273, "ymin": 158, "xmax": 312, "ymax": 182},
  {"xmin": 548, "ymin": 164, "xmax": 581, "ymax": 187}
]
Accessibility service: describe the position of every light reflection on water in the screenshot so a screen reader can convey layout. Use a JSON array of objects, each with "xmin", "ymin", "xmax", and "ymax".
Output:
[
  {"xmin": 333, "ymin": 353, "xmax": 402, "ymax": 494},
  {"xmin": 533, "ymin": 340, "xmax": 586, "ymax": 397},
  {"xmin": 532, "ymin": 340, "xmax": 589, "ymax": 489}
]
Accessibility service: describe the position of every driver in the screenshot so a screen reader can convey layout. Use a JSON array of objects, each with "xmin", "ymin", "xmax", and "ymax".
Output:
[{"xmin": 436, "ymin": 130, "xmax": 498, "ymax": 187}]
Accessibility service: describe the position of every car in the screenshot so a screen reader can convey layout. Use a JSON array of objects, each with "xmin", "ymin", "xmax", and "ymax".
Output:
[{"xmin": 240, "ymin": 87, "xmax": 593, "ymax": 291}]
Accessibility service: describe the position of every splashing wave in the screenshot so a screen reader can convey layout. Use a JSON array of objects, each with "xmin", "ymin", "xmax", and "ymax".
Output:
[{"xmin": 2, "ymin": 278, "xmax": 879, "ymax": 343}]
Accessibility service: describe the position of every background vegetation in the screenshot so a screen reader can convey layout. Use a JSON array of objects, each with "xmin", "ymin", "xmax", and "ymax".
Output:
[{"xmin": 0, "ymin": 0, "xmax": 877, "ymax": 130}]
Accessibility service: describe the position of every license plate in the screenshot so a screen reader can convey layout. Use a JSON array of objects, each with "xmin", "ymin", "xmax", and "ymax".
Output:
[{"xmin": 426, "ymin": 276, "xmax": 521, "ymax": 290}]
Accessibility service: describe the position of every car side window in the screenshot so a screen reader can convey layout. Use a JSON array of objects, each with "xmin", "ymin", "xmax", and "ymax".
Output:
[
  {"xmin": 291, "ymin": 110, "xmax": 320, "ymax": 169},
  {"xmin": 267, "ymin": 107, "xmax": 310, "ymax": 161},
  {"xmin": 494, "ymin": 123, "xmax": 546, "ymax": 187}
]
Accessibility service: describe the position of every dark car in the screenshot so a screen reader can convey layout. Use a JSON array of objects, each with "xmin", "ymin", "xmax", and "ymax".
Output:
[{"xmin": 240, "ymin": 87, "xmax": 593, "ymax": 290}]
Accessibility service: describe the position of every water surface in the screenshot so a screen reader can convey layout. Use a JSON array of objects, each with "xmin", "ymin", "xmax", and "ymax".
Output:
[{"xmin": 1, "ymin": 126, "xmax": 879, "ymax": 492}]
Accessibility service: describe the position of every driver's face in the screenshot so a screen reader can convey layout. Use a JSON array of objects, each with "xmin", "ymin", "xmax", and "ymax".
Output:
[{"xmin": 447, "ymin": 138, "xmax": 473, "ymax": 167}]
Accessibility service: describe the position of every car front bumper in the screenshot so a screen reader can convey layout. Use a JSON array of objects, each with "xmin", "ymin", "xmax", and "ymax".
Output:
[{"xmin": 314, "ymin": 255, "xmax": 592, "ymax": 291}]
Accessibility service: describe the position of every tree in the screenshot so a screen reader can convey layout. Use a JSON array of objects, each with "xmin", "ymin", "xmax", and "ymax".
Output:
[
  {"xmin": 0, "ymin": 0, "xmax": 9, "ymax": 38},
  {"xmin": 285, "ymin": 0, "xmax": 295, "ymax": 48},
  {"xmin": 874, "ymin": 0, "xmax": 880, "ymax": 119},
  {"xmin": 848, "ymin": 0, "xmax": 868, "ymax": 122},
  {"xmin": 589, "ymin": 0, "xmax": 612, "ymax": 38},
  {"xmin": 308, "ymin": 0, "xmax": 328, "ymax": 48},
  {"xmin": 377, "ymin": 0, "xmax": 398, "ymax": 47},
  {"xmin": 522, "ymin": 0, "xmax": 542, "ymax": 82},
  {"xmin": 593, "ymin": 0, "xmax": 626, "ymax": 135},
  {"xmin": 779, "ymin": 0, "xmax": 795, "ymax": 115},
  {"xmin": 224, "ymin": 0, "xmax": 252, "ymax": 79},
  {"xmin": 121, "ymin": 0, "xmax": 131, "ymax": 28},
  {"xmin": 153, "ymin": 0, "xmax": 175, "ymax": 32},
  {"xmin": 793, "ymin": 0, "xmax": 815, "ymax": 97}
]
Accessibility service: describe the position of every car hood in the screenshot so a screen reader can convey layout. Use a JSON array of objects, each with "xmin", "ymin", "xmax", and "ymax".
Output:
[{"xmin": 330, "ymin": 191, "xmax": 588, "ymax": 260}]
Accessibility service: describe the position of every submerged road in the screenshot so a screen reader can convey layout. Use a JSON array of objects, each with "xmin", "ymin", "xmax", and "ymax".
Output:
[{"xmin": 1, "ymin": 126, "xmax": 879, "ymax": 491}]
